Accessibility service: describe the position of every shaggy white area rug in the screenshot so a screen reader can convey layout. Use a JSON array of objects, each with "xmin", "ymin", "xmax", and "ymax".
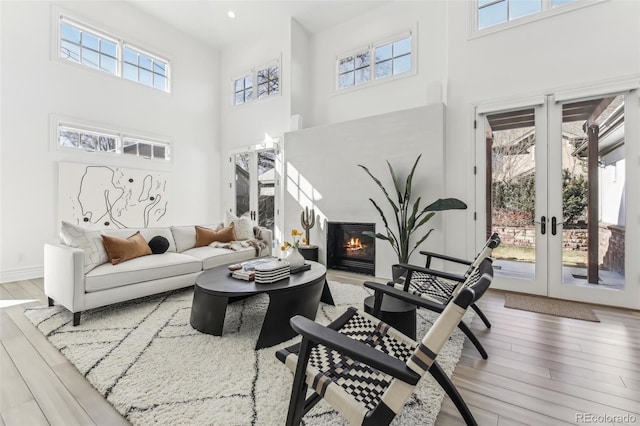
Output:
[{"xmin": 24, "ymin": 282, "xmax": 473, "ymax": 425}]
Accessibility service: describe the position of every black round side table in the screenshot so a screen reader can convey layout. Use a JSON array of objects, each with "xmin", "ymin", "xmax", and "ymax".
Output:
[
  {"xmin": 363, "ymin": 294, "xmax": 417, "ymax": 340},
  {"xmin": 298, "ymin": 245, "xmax": 318, "ymax": 262}
]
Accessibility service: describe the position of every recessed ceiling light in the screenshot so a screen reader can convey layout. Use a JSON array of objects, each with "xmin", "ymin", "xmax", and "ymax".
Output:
[{"xmin": 227, "ymin": 11, "xmax": 236, "ymax": 19}]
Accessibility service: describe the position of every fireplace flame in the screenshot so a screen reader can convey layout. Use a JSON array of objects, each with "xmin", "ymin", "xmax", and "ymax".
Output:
[{"xmin": 345, "ymin": 237, "xmax": 365, "ymax": 251}]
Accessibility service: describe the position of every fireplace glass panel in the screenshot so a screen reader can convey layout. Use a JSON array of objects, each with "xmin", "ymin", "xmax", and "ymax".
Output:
[{"xmin": 327, "ymin": 222, "xmax": 375, "ymax": 275}]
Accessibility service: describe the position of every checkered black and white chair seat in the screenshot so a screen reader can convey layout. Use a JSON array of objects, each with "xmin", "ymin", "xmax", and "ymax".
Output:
[
  {"xmin": 302, "ymin": 310, "xmax": 416, "ymax": 412},
  {"xmin": 393, "ymin": 233, "xmax": 500, "ymax": 330},
  {"xmin": 393, "ymin": 273, "xmax": 457, "ymax": 304},
  {"xmin": 276, "ymin": 258, "xmax": 493, "ymax": 426},
  {"xmin": 388, "ymin": 259, "xmax": 491, "ymax": 361}
]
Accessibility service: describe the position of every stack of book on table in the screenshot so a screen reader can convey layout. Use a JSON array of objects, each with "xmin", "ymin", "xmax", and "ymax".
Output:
[
  {"xmin": 254, "ymin": 259, "xmax": 291, "ymax": 283},
  {"xmin": 230, "ymin": 269, "xmax": 255, "ymax": 281},
  {"xmin": 228, "ymin": 258, "xmax": 290, "ymax": 282}
]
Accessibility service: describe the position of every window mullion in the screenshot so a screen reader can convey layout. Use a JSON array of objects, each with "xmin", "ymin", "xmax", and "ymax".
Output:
[{"xmin": 369, "ymin": 46, "xmax": 374, "ymax": 84}]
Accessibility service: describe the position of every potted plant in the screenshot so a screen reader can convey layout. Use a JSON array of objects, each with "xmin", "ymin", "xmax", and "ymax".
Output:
[{"xmin": 358, "ymin": 154, "xmax": 467, "ymax": 278}]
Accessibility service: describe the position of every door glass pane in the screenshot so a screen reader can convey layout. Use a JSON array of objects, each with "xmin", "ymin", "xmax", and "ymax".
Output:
[
  {"xmin": 257, "ymin": 150, "xmax": 276, "ymax": 234},
  {"xmin": 235, "ymin": 153, "xmax": 251, "ymax": 217},
  {"xmin": 485, "ymin": 108, "xmax": 536, "ymax": 280},
  {"xmin": 561, "ymin": 96, "xmax": 625, "ymax": 289}
]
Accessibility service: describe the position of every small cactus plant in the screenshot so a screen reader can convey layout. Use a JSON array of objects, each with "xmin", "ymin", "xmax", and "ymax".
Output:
[{"xmin": 300, "ymin": 206, "xmax": 315, "ymax": 246}]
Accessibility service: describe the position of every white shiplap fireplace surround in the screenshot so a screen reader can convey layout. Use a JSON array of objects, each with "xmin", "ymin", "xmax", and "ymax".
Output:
[{"xmin": 283, "ymin": 104, "xmax": 450, "ymax": 279}]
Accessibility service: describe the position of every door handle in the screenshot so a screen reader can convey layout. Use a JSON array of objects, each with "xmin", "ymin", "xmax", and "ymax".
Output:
[
  {"xmin": 533, "ymin": 216, "xmax": 546, "ymax": 235},
  {"xmin": 551, "ymin": 216, "xmax": 564, "ymax": 236}
]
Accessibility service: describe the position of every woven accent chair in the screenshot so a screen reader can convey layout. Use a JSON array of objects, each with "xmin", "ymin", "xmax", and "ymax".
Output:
[
  {"xmin": 376, "ymin": 254, "xmax": 497, "ymax": 361},
  {"xmin": 393, "ymin": 232, "xmax": 500, "ymax": 331},
  {"xmin": 276, "ymin": 259, "xmax": 493, "ymax": 426},
  {"xmin": 362, "ymin": 258, "xmax": 494, "ymax": 425}
]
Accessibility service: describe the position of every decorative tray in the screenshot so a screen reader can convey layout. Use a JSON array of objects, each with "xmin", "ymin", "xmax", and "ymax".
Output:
[{"xmin": 290, "ymin": 263, "xmax": 311, "ymax": 274}]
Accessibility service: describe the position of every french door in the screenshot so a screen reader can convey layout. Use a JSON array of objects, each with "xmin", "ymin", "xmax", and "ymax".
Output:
[
  {"xmin": 475, "ymin": 87, "xmax": 639, "ymax": 309},
  {"xmin": 475, "ymin": 97, "xmax": 549, "ymax": 296},
  {"xmin": 229, "ymin": 147, "xmax": 278, "ymax": 235}
]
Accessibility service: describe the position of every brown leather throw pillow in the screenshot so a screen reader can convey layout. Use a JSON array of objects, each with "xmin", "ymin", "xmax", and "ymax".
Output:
[
  {"xmin": 101, "ymin": 231, "xmax": 152, "ymax": 265},
  {"xmin": 195, "ymin": 223, "xmax": 237, "ymax": 247}
]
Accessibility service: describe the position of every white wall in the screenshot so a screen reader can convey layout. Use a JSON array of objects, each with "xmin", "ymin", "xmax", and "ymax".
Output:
[
  {"xmin": 445, "ymin": 0, "xmax": 640, "ymax": 258},
  {"xmin": 0, "ymin": 1, "xmax": 221, "ymax": 282},
  {"xmin": 308, "ymin": 1, "xmax": 448, "ymax": 127},
  {"xmin": 600, "ymin": 160, "xmax": 625, "ymax": 226},
  {"xmin": 219, "ymin": 20, "xmax": 291, "ymax": 152},
  {"xmin": 290, "ymin": 19, "xmax": 311, "ymax": 126},
  {"xmin": 283, "ymin": 104, "xmax": 455, "ymax": 279}
]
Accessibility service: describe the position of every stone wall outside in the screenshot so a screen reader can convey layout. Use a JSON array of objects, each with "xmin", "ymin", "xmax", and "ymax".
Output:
[{"xmin": 493, "ymin": 224, "xmax": 624, "ymax": 273}]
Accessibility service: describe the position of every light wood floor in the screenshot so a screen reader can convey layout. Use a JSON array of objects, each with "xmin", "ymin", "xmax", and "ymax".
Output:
[{"xmin": 1, "ymin": 274, "xmax": 639, "ymax": 425}]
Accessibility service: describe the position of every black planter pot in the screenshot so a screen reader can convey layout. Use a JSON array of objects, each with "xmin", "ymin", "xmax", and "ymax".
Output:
[{"xmin": 391, "ymin": 264, "xmax": 407, "ymax": 282}]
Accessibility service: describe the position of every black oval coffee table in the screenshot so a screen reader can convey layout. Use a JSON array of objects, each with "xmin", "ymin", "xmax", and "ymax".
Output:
[{"xmin": 190, "ymin": 260, "xmax": 327, "ymax": 349}]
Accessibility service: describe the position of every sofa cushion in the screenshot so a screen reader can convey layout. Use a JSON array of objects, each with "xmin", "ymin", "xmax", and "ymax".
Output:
[
  {"xmin": 182, "ymin": 246, "xmax": 256, "ymax": 270},
  {"xmin": 60, "ymin": 221, "xmax": 109, "ymax": 273},
  {"xmin": 225, "ymin": 212, "xmax": 254, "ymax": 240},
  {"xmin": 171, "ymin": 224, "xmax": 222, "ymax": 252},
  {"xmin": 103, "ymin": 228, "xmax": 177, "ymax": 253},
  {"xmin": 195, "ymin": 224, "xmax": 236, "ymax": 247},
  {"xmin": 148, "ymin": 236, "xmax": 170, "ymax": 254},
  {"xmin": 102, "ymin": 232, "xmax": 152, "ymax": 265},
  {"xmin": 85, "ymin": 252, "xmax": 202, "ymax": 292}
]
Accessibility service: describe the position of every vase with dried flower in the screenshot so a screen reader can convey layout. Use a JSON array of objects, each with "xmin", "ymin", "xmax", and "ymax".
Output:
[{"xmin": 280, "ymin": 229, "xmax": 306, "ymax": 268}]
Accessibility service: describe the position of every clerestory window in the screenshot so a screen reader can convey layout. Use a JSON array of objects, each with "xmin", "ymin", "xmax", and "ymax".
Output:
[
  {"xmin": 374, "ymin": 36, "xmax": 412, "ymax": 80},
  {"xmin": 60, "ymin": 21, "xmax": 118, "ymax": 74},
  {"xmin": 257, "ymin": 65, "xmax": 280, "ymax": 99},
  {"xmin": 59, "ymin": 125, "xmax": 119, "ymax": 153},
  {"xmin": 338, "ymin": 50, "xmax": 370, "ymax": 88},
  {"xmin": 123, "ymin": 46, "xmax": 169, "ymax": 91},
  {"xmin": 336, "ymin": 33, "xmax": 413, "ymax": 91},
  {"xmin": 234, "ymin": 75, "xmax": 253, "ymax": 105},
  {"xmin": 58, "ymin": 16, "xmax": 170, "ymax": 92},
  {"xmin": 57, "ymin": 121, "xmax": 171, "ymax": 161},
  {"xmin": 477, "ymin": 0, "xmax": 579, "ymax": 31},
  {"xmin": 233, "ymin": 61, "xmax": 280, "ymax": 106}
]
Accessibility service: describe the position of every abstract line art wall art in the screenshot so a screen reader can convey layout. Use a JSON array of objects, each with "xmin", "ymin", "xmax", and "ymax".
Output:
[{"xmin": 59, "ymin": 162, "xmax": 169, "ymax": 229}]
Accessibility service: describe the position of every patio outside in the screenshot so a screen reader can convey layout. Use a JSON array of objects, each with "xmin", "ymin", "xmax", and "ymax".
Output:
[{"xmin": 486, "ymin": 96, "xmax": 625, "ymax": 289}]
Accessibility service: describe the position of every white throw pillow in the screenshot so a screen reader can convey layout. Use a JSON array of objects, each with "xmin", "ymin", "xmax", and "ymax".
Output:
[
  {"xmin": 60, "ymin": 221, "xmax": 109, "ymax": 273},
  {"xmin": 224, "ymin": 212, "xmax": 254, "ymax": 241}
]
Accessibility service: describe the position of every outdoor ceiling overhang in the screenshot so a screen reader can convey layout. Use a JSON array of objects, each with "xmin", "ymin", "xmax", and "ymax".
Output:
[{"xmin": 487, "ymin": 108, "xmax": 535, "ymax": 132}]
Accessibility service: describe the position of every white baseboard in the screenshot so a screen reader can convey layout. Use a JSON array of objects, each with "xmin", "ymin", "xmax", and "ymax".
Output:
[{"xmin": 0, "ymin": 266, "xmax": 44, "ymax": 284}]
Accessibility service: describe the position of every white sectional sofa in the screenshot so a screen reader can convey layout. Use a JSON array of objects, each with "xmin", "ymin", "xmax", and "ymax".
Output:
[{"xmin": 44, "ymin": 223, "xmax": 272, "ymax": 325}]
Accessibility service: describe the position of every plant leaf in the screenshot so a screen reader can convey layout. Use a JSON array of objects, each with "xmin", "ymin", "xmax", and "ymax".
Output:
[
  {"xmin": 404, "ymin": 155, "xmax": 421, "ymax": 211},
  {"xmin": 363, "ymin": 231, "xmax": 391, "ymax": 241},
  {"xmin": 423, "ymin": 197, "xmax": 467, "ymax": 212},
  {"xmin": 369, "ymin": 198, "xmax": 389, "ymax": 230},
  {"xmin": 409, "ymin": 228, "xmax": 434, "ymax": 259},
  {"xmin": 414, "ymin": 211, "xmax": 435, "ymax": 229},
  {"xmin": 358, "ymin": 164, "xmax": 400, "ymax": 215},
  {"xmin": 386, "ymin": 161, "xmax": 403, "ymax": 206},
  {"xmin": 407, "ymin": 196, "xmax": 421, "ymax": 232},
  {"xmin": 368, "ymin": 198, "xmax": 400, "ymax": 250}
]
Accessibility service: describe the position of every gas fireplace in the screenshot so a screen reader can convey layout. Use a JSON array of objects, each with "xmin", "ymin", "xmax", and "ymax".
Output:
[{"xmin": 326, "ymin": 222, "xmax": 375, "ymax": 275}]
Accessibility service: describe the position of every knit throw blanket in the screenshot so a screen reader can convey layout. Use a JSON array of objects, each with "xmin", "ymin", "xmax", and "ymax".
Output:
[{"xmin": 210, "ymin": 227, "xmax": 269, "ymax": 256}]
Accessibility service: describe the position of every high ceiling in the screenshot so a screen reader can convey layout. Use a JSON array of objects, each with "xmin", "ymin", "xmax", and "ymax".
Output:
[{"xmin": 128, "ymin": 1, "xmax": 391, "ymax": 49}]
